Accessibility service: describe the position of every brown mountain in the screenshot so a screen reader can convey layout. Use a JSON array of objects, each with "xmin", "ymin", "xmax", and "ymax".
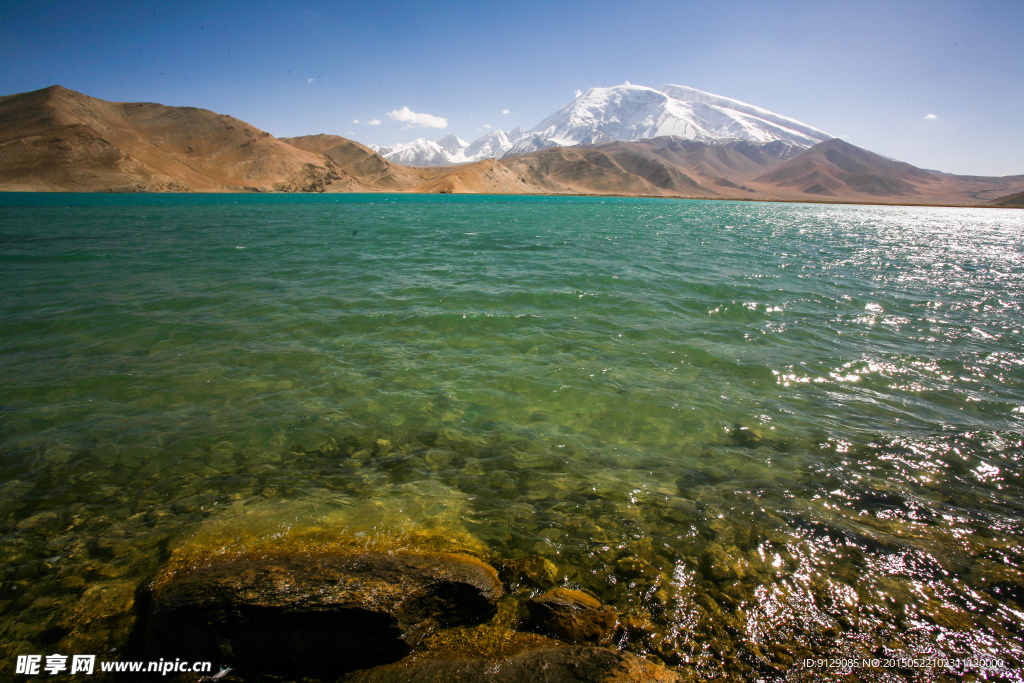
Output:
[
  {"xmin": 280, "ymin": 134, "xmax": 444, "ymax": 191},
  {"xmin": 501, "ymin": 144, "xmax": 713, "ymax": 197},
  {"xmin": 749, "ymin": 138, "xmax": 938, "ymax": 198},
  {"xmin": 617, "ymin": 137, "xmax": 791, "ymax": 182},
  {"xmin": 279, "ymin": 135, "xmax": 718, "ymax": 196},
  {"xmin": 566, "ymin": 137, "xmax": 798, "ymax": 194},
  {"xmin": 0, "ymin": 85, "xmax": 339, "ymax": 192},
  {"xmin": 745, "ymin": 138, "xmax": 1024, "ymax": 205},
  {"xmin": 1, "ymin": 85, "xmax": 1022, "ymax": 206},
  {"xmin": 992, "ymin": 189, "xmax": 1024, "ymax": 207},
  {"xmin": 279, "ymin": 137, "xmax": 557, "ymax": 194}
]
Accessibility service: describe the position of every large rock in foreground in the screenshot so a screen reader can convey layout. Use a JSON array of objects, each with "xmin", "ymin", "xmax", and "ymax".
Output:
[
  {"xmin": 143, "ymin": 552, "xmax": 503, "ymax": 674},
  {"xmin": 344, "ymin": 646, "xmax": 684, "ymax": 682},
  {"xmin": 525, "ymin": 588, "xmax": 619, "ymax": 645}
]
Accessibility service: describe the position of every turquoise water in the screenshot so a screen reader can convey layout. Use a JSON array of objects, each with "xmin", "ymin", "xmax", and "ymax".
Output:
[{"xmin": 1, "ymin": 193, "xmax": 1023, "ymax": 680}]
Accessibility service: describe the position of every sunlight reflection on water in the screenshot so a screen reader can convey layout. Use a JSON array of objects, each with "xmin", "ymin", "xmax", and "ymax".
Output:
[{"xmin": 1, "ymin": 196, "xmax": 1023, "ymax": 679}]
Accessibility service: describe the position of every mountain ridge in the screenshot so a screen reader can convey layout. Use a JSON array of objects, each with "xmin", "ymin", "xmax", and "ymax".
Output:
[{"xmin": 1, "ymin": 85, "xmax": 1022, "ymax": 207}]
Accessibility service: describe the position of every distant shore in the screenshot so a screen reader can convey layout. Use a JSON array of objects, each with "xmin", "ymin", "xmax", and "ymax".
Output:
[{"xmin": 0, "ymin": 189, "xmax": 1019, "ymax": 209}]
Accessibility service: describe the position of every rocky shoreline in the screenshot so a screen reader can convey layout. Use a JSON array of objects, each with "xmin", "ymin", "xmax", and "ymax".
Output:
[
  {"xmin": 135, "ymin": 549, "xmax": 682, "ymax": 682},
  {"xmin": 5, "ymin": 425, "xmax": 1022, "ymax": 681}
]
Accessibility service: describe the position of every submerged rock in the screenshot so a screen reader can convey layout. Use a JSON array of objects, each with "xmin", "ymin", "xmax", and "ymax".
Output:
[
  {"xmin": 502, "ymin": 555, "xmax": 559, "ymax": 588},
  {"xmin": 143, "ymin": 551, "xmax": 503, "ymax": 674},
  {"xmin": 344, "ymin": 646, "xmax": 683, "ymax": 682},
  {"xmin": 525, "ymin": 589, "xmax": 618, "ymax": 645},
  {"xmin": 615, "ymin": 555, "xmax": 656, "ymax": 579}
]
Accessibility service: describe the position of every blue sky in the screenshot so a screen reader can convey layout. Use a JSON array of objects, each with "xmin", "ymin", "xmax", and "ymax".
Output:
[{"xmin": 2, "ymin": 0, "xmax": 1022, "ymax": 175}]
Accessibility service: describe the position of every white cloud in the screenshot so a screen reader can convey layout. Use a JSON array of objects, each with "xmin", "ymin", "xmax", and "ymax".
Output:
[
  {"xmin": 574, "ymin": 89, "xmax": 582, "ymax": 98},
  {"xmin": 367, "ymin": 119, "xmax": 381, "ymax": 126},
  {"xmin": 483, "ymin": 124, "xmax": 491, "ymax": 129},
  {"xmin": 502, "ymin": 109, "xmax": 510, "ymax": 114},
  {"xmin": 307, "ymin": 78, "xmax": 315, "ymax": 83},
  {"xmin": 924, "ymin": 113, "xmax": 938, "ymax": 120},
  {"xmin": 352, "ymin": 119, "xmax": 360, "ymax": 124},
  {"xmin": 386, "ymin": 106, "xmax": 448, "ymax": 129}
]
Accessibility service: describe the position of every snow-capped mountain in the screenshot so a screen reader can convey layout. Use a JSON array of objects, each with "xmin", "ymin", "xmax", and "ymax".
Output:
[
  {"xmin": 371, "ymin": 138, "xmax": 460, "ymax": 166},
  {"xmin": 464, "ymin": 127, "xmax": 526, "ymax": 159},
  {"xmin": 376, "ymin": 84, "xmax": 832, "ymax": 166},
  {"xmin": 435, "ymin": 133, "xmax": 469, "ymax": 155},
  {"xmin": 659, "ymin": 85, "xmax": 830, "ymax": 145},
  {"xmin": 373, "ymin": 129, "xmax": 533, "ymax": 167},
  {"xmin": 533, "ymin": 84, "xmax": 831, "ymax": 149},
  {"xmin": 371, "ymin": 129, "xmax": 530, "ymax": 166}
]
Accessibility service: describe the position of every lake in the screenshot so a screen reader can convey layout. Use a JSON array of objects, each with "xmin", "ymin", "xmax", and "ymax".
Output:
[{"xmin": 1, "ymin": 193, "xmax": 1022, "ymax": 680}]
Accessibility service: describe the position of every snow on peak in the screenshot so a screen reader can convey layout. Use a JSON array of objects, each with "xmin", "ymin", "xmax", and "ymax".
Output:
[
  {"xmin": 659, "ymin": 84, "xmax": 831, "ymax": 144},
  {"xmin": 465, "ymin": 128, "xmax": 531, "ymax": 159},
  {"xmin": 435, "ymin": 133, "xmax": 469, "ymax": 155},
  {"xmin": 375, "ymin": 84, "xmax": 831, "ymax": 166},
  {"xmin": 374, "ymin": 138, "xmax": 455, "ymax": 166},
  {"xmin": 529, "ymin": 83, "xmax": 831, "ymax": 151}
]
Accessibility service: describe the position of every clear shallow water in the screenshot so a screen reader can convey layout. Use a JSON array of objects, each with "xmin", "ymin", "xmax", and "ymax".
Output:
[{"xmin": 1, "ymin": 193, "xmax": 1023, "ymax": 680}]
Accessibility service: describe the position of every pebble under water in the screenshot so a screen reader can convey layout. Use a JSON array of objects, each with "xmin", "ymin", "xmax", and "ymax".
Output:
[{"xmin": 1, "ymin": 193, "xmax": 1023, "ymax": 681}]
